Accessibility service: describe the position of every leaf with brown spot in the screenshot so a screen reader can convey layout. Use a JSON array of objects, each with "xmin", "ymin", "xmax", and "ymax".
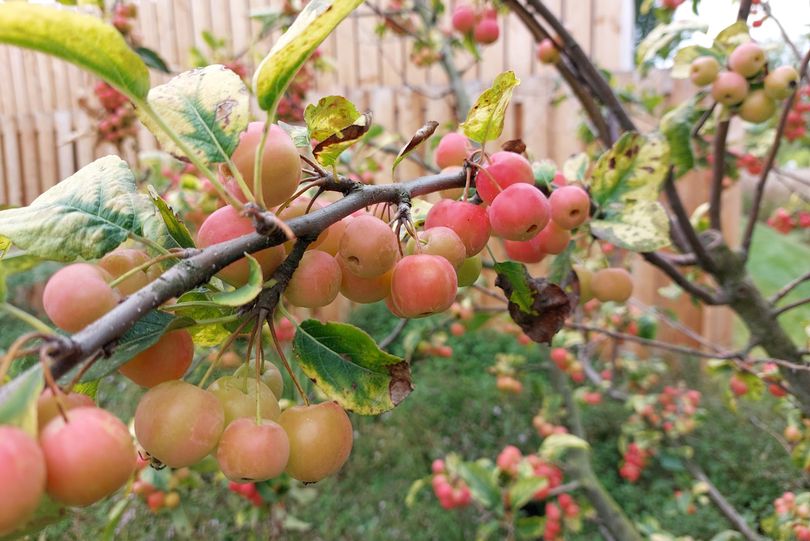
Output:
[
  {"xmin": 392, "ymin": 120, "xmax": 439, "ymax": 172},
  {"xmin": 501, "ymin": 139, "xmax": 526, "ymax": 154},
  {"xmin": 305, "ymin": 96, "xmax": 371, "ymax": 167},
  {"xmin": 495, "ymin": 263, "xmax": 572, "ymax": 344}
]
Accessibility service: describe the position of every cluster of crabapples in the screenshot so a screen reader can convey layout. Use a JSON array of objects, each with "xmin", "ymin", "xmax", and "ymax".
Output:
[
  {"xmin": 773, "ymin": 492, "xmax": 810, "ymax": 541},
  {"xmin": 93, "ymin": 81, "xmax": 138, "ymax": 143},
  {"xmin": 450, "ymin": 3, "xmax": 500, "ymax": 45},
  {"xmin": 689, "ymin": 41, "xmax": 800, "ymax": 123},
  {"xmin": 728, "ymin": 362, "xmax": 789, "ymax": 399},
  {"xmin": 784, "ymin": 84, "xmax": 810, "ymax": 141},
  {"xmin": 767, "ymin": 206, "xmax": 810, "ymax": 235}
]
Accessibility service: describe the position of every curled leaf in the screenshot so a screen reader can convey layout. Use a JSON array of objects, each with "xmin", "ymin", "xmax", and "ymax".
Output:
[{"xmin": 393, "ymin": 121, "xmax": 439, "ymax": 172}]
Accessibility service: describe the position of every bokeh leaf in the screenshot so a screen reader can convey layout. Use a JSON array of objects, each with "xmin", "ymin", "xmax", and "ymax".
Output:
[
  {"xmin": 509, "ymin": 477, "xmax": 547, "ymax": 510},
  {"xmin": 713, "ymin": 21, "xmax": 750, "ymax": 55},
  {"xmin": 661, "ymin": 99, "xmax": 700, "ymax": 177},
  {"xmin": 591, "ymin": 201, "xmax": 671, "ymax": 252},
  {"xmin": 539, "ymin": 433, "xmax": 590, "ymax": 462},
  {"xmin": 0, "ymin": 156, "xmax": 148, "ymax": 261},
  {"xmin": 292, "ymin": 319, "xmax": 412, "ymax": 415},
  {"xmin": 138, "ymin": 65, "xmax": 250, "ymax": 164},
  {"xmin": 147, "ymin": 186, "xmax": 195, "ymax": 249},
  {"xmin": 461, "ymin": 71, "xmax": 520, "ymax": 143},
  {"xmin": 562, "ymin": 153, "xmax": 589, "ymax": 183},
  {"xmin": 0, "ymin": 363, "xmax": 44, "ymax": 436},
  {"xmin": 173, "ymin": 290, "xmax": 234, "ymax": 347},
  {"xmin": 590, "ymin": 132, "xmax": 670, "ymax": 207},
  {"xmin": 671, "ymin": 45, "xmax": 722, "ymax": 79},
  {"xmin": 210, "ymin": 255, "xmax": 263, "ymax": 306},
  {"xmin": 0, "ymin": 3, "xmax": 149, "ymax": 100},
  {"xmin": 635, "ymin": 20, "xmax": 707, "ymax": 75},
  {"xmin": 135, "ymin": 46, "xmax": 171, "ymax": 74},
  {"xmin": 253, "ymin": 0, "xmax": 363, "ymax": 112},
  {"xmin": 456, "ymin": 462, "xmax": 500, "ymax": 509}
]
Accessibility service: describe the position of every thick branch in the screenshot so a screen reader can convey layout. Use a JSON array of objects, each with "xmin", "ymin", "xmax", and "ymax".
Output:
[
  {"xmin": 663, "ymin": 170, "xmax": 716, "ymax": 271},
  {"xmin": 49, "ymin": 169, "xmax": 467, "ymax": 379},
  {"xmin": 709, "ymin": 120, "xmax": 730, "ymax": 231}
]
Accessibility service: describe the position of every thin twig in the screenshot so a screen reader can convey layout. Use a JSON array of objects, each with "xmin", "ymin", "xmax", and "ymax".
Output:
[
  {"xmin": 641, "ymin": 252, "xmax": 726, "ymax": 305},
  {"xmin": 773, "ymin": 297, "xmax": 810, "ymax": 317},
  {"xmin": 662, "ymin": 170, "xmax": 715, "ymax": 271},
  {"xmin": 379, "ymin": 318, "xmax": 410, "ymax": 350},
  {"xmin": 770, "ymin": 270, "xmax": 810, "ymax": 305}
]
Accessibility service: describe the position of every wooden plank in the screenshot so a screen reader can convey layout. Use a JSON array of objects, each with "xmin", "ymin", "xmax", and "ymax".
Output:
[
  {"xmin": 156, "ymin": 0, "xmax": 180, "ymax": 74},
  {"xmin": 0, "ymin": 48, "xmax": 15, "ymax": 114},
  {"xmin": 394, "ymin": 90, "xmax": 425, "ymax": 182},
  {"xmin": 73, "ymin": 111, "xmax": 95, "ymax": 169},
  {"xmin": 209, "ymin": 0, "xmax": 232, "ymax": 48},
  {"xmin": 0, "ymin": 117, "xmax": 6, "ymax": 206},
  {"xmin": 35, "ymin": 52, "xmax": 56, "ymax": 112},
  {"xmin": 229, "ymin": 0, "xmax": 252, "ymax": 56},
  {"xmin": 190, "ymin": 0, "xmax": 214, "ymax": 51},
  {"xmin": 563, "ymin": 0, "xmax": 593, "ymax": 57},
  {"xmin": 54, "ymin": 111, "xmax": 76, "ymax": 182},
  {"xmin": 591, "ymin": 0, "xmax": 625, "ymax": 70},
  {"xmin": 34, "ymin": 113, "xmax": 58, "ymax": 193},
  {"xmin": 9, "ymin": 49, "xmax": 30, "ymax": 115},
  {"xmin": 173, "ymin": 0, "xmax": 196, "ymax": 70},
  {"xmin": 18, "ymin": 114, "xmax": 40, "ymax": 204},
  {"xmin": 1, "ymin": 116, "xmax": 23, "ymax": 206}
]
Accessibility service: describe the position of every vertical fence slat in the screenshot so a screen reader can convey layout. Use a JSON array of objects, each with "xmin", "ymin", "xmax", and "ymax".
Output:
[
  {"xmin": 34, "ymin": 113, "xmax": 57, "ymax": 194},
  {"xmin": 1, "ymin": 116, "xmax": 23, "ymax": 207}
]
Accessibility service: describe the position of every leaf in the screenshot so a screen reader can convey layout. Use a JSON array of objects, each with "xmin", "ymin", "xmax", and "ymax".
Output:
[
  {"xmin": 253, "ymin": 0, "xmax": 363, "ymax": 112},
  {"xmin": 590, "ymin": 132, "xmax": 670, "ymax": 207},
  {"xmin": 456, "ymin": 462, "xmax": 501, "ymax": 509},
  {"xmin": 590, "ymin": 201, "xmax": 672, "ymax": 252},
  {"xmin": 292, "ymin": 319, "xmax": 412, "ymax": 415},
  {"xmin": 501, "ymin": 139, "xmax": 526, "ymax": 154},
  {"xmin": 547, "ymin": 242, "xmax": 574, "ymax": 286},
  {"xmin": 0, "ymin": 3, "xmax": 149, "ymax": 100},
  {"xmin": 135, "ymin": 46, "xmax": 171, "ymax": 74},
  {"xmin": 562, "ymin": 153, "xmax": 589, "ymax": 183},
  {"xmin": 278, "ymin": 121, "xmax": 312, "ymax": 149},
  {"xmin": 539, "ymin": 433, "xmax": 590, "ymax": 462},
  {"xmin": 59, "ymin": 310, "xmax": 179, "ymax": 384},
  {"xmin": 495, "ymin": 263, "xmax": 572, "ymax": 344},
  {"xmin": 0, "ymin": 253, "xmax": 42, "ymax": 303},
  {"xmin": 210, "ymin": 255, "xmax": 263, "ymax": 306},
  {"xmin": 660, "ymin": 99, "xmax": 699, "ymax": 177},
  {"xmin": 461, "ymin": 71, "xmax": 520, "ymax": 144},
  {"xmin": 713, "ymin": 20, "xmax": 750, "ymax": 55},
  {"xmin": 405, "ymin": 478, "xmax": 428, "ymax": 507},
  {"xmin": 635, "ymin": 20, "xmax": 708, "ymax": 75},
  {"xmin": 137, "ymin": 65, "xmax": 250, "ymax": 165},
  {"xmin": 147, "ymin": 186, "xmax": 196, "ymax": 248},
  {"xmin": 509, "ymin": 477, "xmax": 547, "ymax": 510},
  {"xmin": 532, "ymin": 160, "xmax": 557, "ymax": 188},
  {"xmin": 475, "ymin": 521, "xmax": 501, "ymax": 541},
  {"xmin": 0, "ymin": 156, "xmax": 148, "ymax": 261},
  {"xmin": 72, "ymin": 380, "xmax": 99, "ymax": 400},
  {"xmin": 671, "ymin": 45, "xmax": 721, "ymax": 79},
  {"xmin": 173, "ymin": 291, "xmax": 234, "ymax": 346},
  {"xmin": 304, "ymin": 96, "xmax": 370, "ymax": 167},
  {"xmin": 0, "ymin": 364, "xmax": 43, "ymax": 436},
  {"xmin": 515, "ymin": 517, "xmax": 544, "ymax": 539},
  {"xmin": 393, "ymin": 121, "xmax": 439, "ymax": 172}
]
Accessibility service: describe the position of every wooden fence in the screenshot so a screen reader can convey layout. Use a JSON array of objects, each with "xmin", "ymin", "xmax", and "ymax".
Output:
[{"xmin": 0, "ymin": 0, "xmax": 739, "ymax": 349}]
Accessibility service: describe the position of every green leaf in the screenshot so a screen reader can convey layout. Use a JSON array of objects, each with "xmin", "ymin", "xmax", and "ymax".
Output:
[
  {"xmin": 475, "ymin": 521, "xmax": 501, "ymax": 541},
  {"xmin": 59, "ymin": 310, "xmax": 179, "ymax": 383},
  {"xmin": 509, "ymin": 477, "xmax": 547, "ymax": 510},
  {"xmin": 635, "ymin": 20, "xmax": 708, "ymax": 75},
  {"xmin": 461, "ymin": 71, "xmax": 520, "ymax": 144},
  {"xmin": 0, "ymin": 364, "xmax": 43, "ymax": 436},
  {"xmin": 278, "ymin": 121, "xmax": 312, "ymax": 149},
  {"xmin": 713, "ymin": 21, "xmax": 750, "ymax": 55},
  {"xmin": 539, "ymin": 433, "xmax": 590, "ymax": 462},
  {"xmin": 590, "ymin": 132, "xmax": 670, "ymax": 207},
  {"xmin": 456, "ymin": 462, "xmax": 501, "ymax": 509},
  {"xmin": 173, "ymin": 290, "xmax": 234, "ymax": 346},
  {"xmin": 0, "ymin": 3, "xmax": 149, "ymax": 100},
  {"xmin": 304, "ymin": 96, "xmax": 370, "ymax": 167},
  {"xmin": 405, "ymin": 478, "xmax": 428, "ymax": 508},
  {"xmin": 671, "ymin": 45, "xmax": 722, "ymax": 79},
  {"xmin": 0, "ymin": 253, "xmax": 42, "ymax": 303},
  {"xmin": 0, "ymin": 156, "xmax": 149, "ymax": 261},
  {"xmin": 72, "ymin": 380, "xmax": 99, "ymax": 400},
  {"xmin": 147, "ymin": 186, "xmax": 196, "ymax": 249},
  {"xmin": 515, "ymin": 517, "xmax": 544, "ymax": 539},
  {"xmin": 590, "ymin": 201, "xmax": 672, "ymax": 252},
  {"xmin": 660, "ymin": 99, "xmax": 699, "ymax": 177},
  {"xmin": 210, "ymin": 255, "xmax": 263, "ymax": 306},
  {"xmin": 135, "ymin": 46, "xmax": 171, "ymax": 74},
  {"xmin": 548, "ymin": 242, "xmax": 574, "ymax": 285},
  {"xmin": 137, "ymin": 65, "xmax": 250, "ymax": 165},
  {"xmin": 393, "ymin": 121, "xmax": 439, "ymax": 172},
  {"xmin": 292, "ymin": 320, "xmax": 412, "ymax": 414},
  {"xmin": 532, "ymin": 159, "xmax": 557, "ymax": 188},
  {"xmin": 253, "ymin": 0, "xmax": 363, "ymax": 112},
  {"xmin": 562, "ymin": 153, "xmax": 589, "ymax": 183},
  {"xmin": 493, "ymin": 261, "xmax": 536, "ymax": 314}
]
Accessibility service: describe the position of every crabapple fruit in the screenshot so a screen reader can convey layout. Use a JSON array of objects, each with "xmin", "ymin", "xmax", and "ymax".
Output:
[
  {"xmin": 536, "ymin": 38, "xmax": 560, "ymax": 64},
  {"xmin": 230, "ymin": 122, "xmax": 301, "ymax": 208},
  {"xmin": 477, "ymin": 151, "xmax": 534, "ymax": 204},
  {"xmin": 98, "ymin": 247, "xmax": 151, "ymax": 295},
  {"xmin": 40, "ymin": 407, "xmax": 135, "ymax": 506},
  {"xmin": 489, "ymin": 184, "xmax": 551, "ymax": 241},
  {"xmin": 451, "ymin": 4, "xmax": 476, "ymax": 33},
  {"xmin": 425, "ymin": 199, "xmax": 491, "ymax": 256},
  {"xmin": 118, "ymin": 330, "xmax": 194, "ymax": 388},
  {"xmin": 405, "ymin": 226, "xmax": 467, "ymax": 268},
  {"xmin": 316, "ymin": 217, "xmax": 348, "ymax": 256},
  {"xmin": 434, "ymin": 133, "xmax": 468, "ymax": 169},
  {"xmin": 277, "ymin": 197, "xmax": 329, "ymax": 252},
  {"xmin": 473, "ymin": 18, "xmax": 499, "ymax": 44},
  {"xmin": 534, "ymin": 221, "xmax": 571, "ymax": 254},
  {"xmin": 572, "ymin": 264, "xmax": 594, "ymax": 303},
  {"xmin": 764, "ymin": 66, "xmax": 800, "ymax": 99},
  {"xmin": 738, "ymin": 89, "xmax": 776, "ymax": 123},
  {"xmin": 549, "ymin": 185, "xmax": 590, "ymax": 229},
  {"xmin": 196, "ymin": 205, "xmax": 286, "ymax": 286},
  {"xmin": 338, "ymin": 215, "xmax": 399, "ymax": 278},
  {"xmin": 234, "ymin": 361, "xmax": 284, "ymax": 399},
  {"xmin": 590, "ymin": 268, "xmax": 633, "ymax": 302},
  {"xmin": 456, "ymin": 255, "xmax": 483, "ymax": 287},
  {"xmin": 439, "ymin": 166, "xmax": 465, "ymax": 200},
  {"xmin": 390, "ymin": 255, "xmax": 458, "ymax": 318},
  {"xmin": 728, "ymin": 42, "xmax": 766, "ymax": 78},
  {"xmin": 711, "ymin": 71, "xmax": 749, "ymax": 106},
  {"xmin": 279, "ymin": 402, "xmax": 353, "ymax": 483},
  {"xmin": 689, "ymin": 56, "xmax": 720, "ymax": 87},
  {"xmin": 208, "ymin": 375, "xmax": 281, "ymax": 426},
  {"xmin": 216, "ymin": 419, "xmax": 290, "ymax": 482},
  {"xmin": 42, "ymin": 263, "xmax": 121, "ymax": 332},
  {"xmin": 36, "ymin": 388, "xmax": 95, "ymax": 431},
  {"xmin": 135, "ymin": 381, "xmax": 225, "ymax": 467},
  {"xmin": 0, "ymin": 427, "xmax": 45, "ymax": 535},
  {"xmin": 338, "ymin": 259, "xmax": 393, "ymax": 303},
  {"xmin": 284, "ymin": 250, "xmax": 342, "ymax": 308}
]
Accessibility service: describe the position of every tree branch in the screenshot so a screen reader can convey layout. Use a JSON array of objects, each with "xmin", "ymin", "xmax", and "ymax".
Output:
[
  {"xmin": 379, "ymin": 318, "xmax": 409, "ymax": 350},
  {"xmin": 49, "ymin": 169, "xmax": 468, "ymax": 379},
  {"xmin": 773, "ymin": 297, "xmax": 810, "ymax": 317},
  {"xmin": 770, "ymin": 270, "xmax": 810, "ymax": 305},
  {"xmin": 663, "ymin": 170, "xmax": 716, "ymax": 271},
  {"xmin": 709, "ymin": 120, "xmax": 730, "ymax": 232},
  {"xmin": 641, "ymin": 252, "xmax": 727, "ymax": 305}
]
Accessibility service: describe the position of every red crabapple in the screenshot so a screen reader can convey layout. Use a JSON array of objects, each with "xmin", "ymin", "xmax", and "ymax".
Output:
[
  {"xmin": 451, "ymin": 4, "xmax": 476, "ymax": 33},
  {"xmin": 729, "ymin": 375, "xmax": 749, "ymax": 397},
  {"xmin": 536, "ymin": 38, "xmax": 560, "ymax": 64},
  {"xmin": 489, "ymin": 183, "xmax": 551, "ymax": 240},
  {"xmin": 434, "ymin": 132, "xmax": 468, "ymax": 169},
  {"xmin": 216, "ymin": 418, "xmax": 290, "ymax": 482},
  {"xmin": 425, "ymin": 199, "xmax": 491, "ymax": 256},
  {"xmin": 0, "ymin": 427, "xmax": 45, "ymax": 535},
  {"xmin": 42, "ymin": 263, "xmax": 121, "ymax": 332},
  {"xmin": 119, "ymin": 330, "xmax": 194, "ymax": 388},
  {"xmin": 36, "ymin": 388, "xmax": 95, "ymax": 432},
  {"xmin": 40, "ymin": 407, "xmax": 135, "ymax": 506},
  {"xmin": 284, "ymin": 250, "xmax": 342, "ymax": 308},
  {"xmin": 728, "ymin": 42, "xmax": 766, "ymax": 78},
  {"xmin": 549, "ymin": 185, "xmax": 590, "ymax": 229},
  {"xmin": 390, "ymin": 255, "xmax": 458, "ymax": 318},
  {"xmin": 477, "ymin": 151, "xmax": 534, "ymax": 204},
  {"xmin": 316, "ymin": 217, "xmax": 348, "ymax": 256},
  {"xmin": 98, "ymin": 247, "xmax": 151, "ymax": 295},
  {"xmin": 196, "ymin": 205, "xmax": 286, "ymax": 286},
  {"xmin": 504, "ymin": 237, "xmax": 546, "ymax": 264},
  {"xmin": 533, "ymin": 221, "xmax": 571, "ymax": 254},
  {"xmin": 338, "ymin": 259, "xmax": 393, "ymax": 303},
  {"xmin": 689, "ymin": 56, "xmax": 720, "ymax": 87},
  {"xmin": 590, "ymin": 268, "xmax": 633, "ymax": 302},
  {"xmin": 473, "ymin": 18, "xmax": 499, "ymax": 44},
  {"xmin": 711, "ymin": 72, "xmax": 749, "ymax": 106},
  {"xmin": 338, "ymin": 215, "xmax": 399, "ymax": 278},
  {"xmin": 278, "ymin": 402, "xmax": 353, "ymax": 482},
  {"xmin": 405, "ymin": 226, "xmax": 467, "ymax": 268}
]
